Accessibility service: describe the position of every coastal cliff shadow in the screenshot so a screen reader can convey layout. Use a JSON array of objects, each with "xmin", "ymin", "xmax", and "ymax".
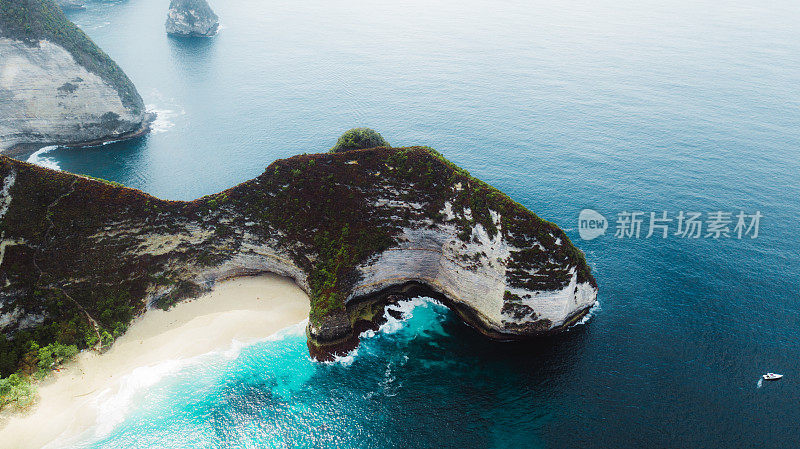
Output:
[
  {"xmin": 317, "ymin": 280, "xmax": 595, "ymax": 383},
  {"xmin": 302, "ymin": 296, "xmax": 594, "ymax": 448},
  {"xmin": 44, "ymin": 134, "xmax": 151, "ymax": 181},
  {"xmin": 167, "ymin": 35, "xmax": 218, "ymax": 68},
  {"xmin": 438, "ymin": 310, "xmax": 593, "ymax": 375}
]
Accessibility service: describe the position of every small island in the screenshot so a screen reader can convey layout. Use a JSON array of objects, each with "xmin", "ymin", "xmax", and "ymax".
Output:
[{"xmin": 165, "ymin": 0, "xmax": 220, "ymax": 38}]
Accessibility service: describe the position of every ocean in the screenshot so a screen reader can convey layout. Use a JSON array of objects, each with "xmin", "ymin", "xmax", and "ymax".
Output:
[{"xmin": 31, "ymin": 0, "xmax": 800, "ymax": 447}]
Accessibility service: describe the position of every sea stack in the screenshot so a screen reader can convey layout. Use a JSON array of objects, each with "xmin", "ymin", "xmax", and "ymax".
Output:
[
  {"xmin": 165, "ymin": 0, "xmax": 219, "ymax": 37},
  {"xmin": 0, "ymin": 0, "xmax": 151, "ymax": 153}
]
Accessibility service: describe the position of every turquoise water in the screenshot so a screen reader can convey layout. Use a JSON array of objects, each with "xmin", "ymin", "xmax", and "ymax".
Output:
[
  {"xmin": 32, "ymin": 0, "xmax": 800, "ymax": 447},
  {"xmin": 73, "ymin": 300, "xmax": 559, "ymax": 449}
]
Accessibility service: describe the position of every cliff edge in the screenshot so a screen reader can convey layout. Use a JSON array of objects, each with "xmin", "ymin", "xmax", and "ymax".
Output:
[
  {"xmin": 0, "ymin": 146, "xmax": 597, "ymax": 371},
  {"xmin": 0, "ymin": 0, "xmax": 150, "ymax": 153}
]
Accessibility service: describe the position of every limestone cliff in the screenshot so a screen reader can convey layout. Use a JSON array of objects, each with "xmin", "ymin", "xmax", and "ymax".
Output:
[
  {"xmin": 166, "ymin": 0, "xmax": 219, "ymax": 38},
  {"xmin": 0, "ymin": 146, "xmax": 596, "ymax": 371},
  {"xmin": 0, "ymin": 0, "xmax": 150, "ymax": 153}
]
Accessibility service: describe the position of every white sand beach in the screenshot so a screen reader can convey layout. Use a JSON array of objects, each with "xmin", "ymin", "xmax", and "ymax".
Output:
[{"xmin": 0, "ymin": 274, "xmax": 310, "ymax": 449}]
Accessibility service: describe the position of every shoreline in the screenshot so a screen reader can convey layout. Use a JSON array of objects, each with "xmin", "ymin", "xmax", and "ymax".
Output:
[
  {"xmin": 0, "ymin": 274, "xmax": 309, "ymax": 449},
  {"xmin": 2, "ymin": 112, "xmax": 155, "ymax": 158}
]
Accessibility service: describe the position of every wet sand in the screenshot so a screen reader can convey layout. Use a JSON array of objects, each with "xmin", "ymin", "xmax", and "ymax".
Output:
[{"xmin": 0, "ymin": 274, "xmax": 309, "ymax": 449}]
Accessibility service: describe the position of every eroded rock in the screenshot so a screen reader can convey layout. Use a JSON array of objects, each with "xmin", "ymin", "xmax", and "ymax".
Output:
[
  {"xmin": 166, "ymin": 0, "xmax": 219, "ymax": 37},
  {"xmin": 0, "ymin": 0, "xmax": 151, "ymax": 153},
  {"xmin": 0, "ymin": 147, "xmax": 597, "ymax": 367}
]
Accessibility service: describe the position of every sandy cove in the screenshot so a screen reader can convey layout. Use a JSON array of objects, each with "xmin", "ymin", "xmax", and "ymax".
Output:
[{"xmin": 0, "ymin": 274, "xmax": 310, "ymax": 449}]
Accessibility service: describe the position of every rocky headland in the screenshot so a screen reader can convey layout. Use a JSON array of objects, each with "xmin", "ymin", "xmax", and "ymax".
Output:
[
  {"xmin": 0, "ymin": 145, "xmax": 597, "ymax": 373},
  {"xmin": 165, "ymin": 0, "xmax": 219, "ymax": 38},
  {"xmin": 0, "ymin": 0, "xmax": 151, "ymax": 154}
]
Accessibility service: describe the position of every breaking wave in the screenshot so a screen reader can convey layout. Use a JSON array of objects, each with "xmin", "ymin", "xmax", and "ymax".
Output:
[
  {"xmin": 146, "ymin": 99, "xmax": 185, "ymax": 134},
  {"xmin": 27, "ymin": 145, "xmax": 61, "ymax": 170}
]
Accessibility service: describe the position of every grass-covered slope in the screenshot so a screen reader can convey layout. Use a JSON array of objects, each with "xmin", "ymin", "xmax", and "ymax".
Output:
[
  {"xmin": 0, "ymin": 147, "xmax": 595, "ymax": 405},
  {"xmin": 0, "ymin": 0, "xmax": 144, "ymax": 113}
]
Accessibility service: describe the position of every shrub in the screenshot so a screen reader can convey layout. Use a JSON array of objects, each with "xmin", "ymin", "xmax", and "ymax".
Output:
[
  {"xmin": 0, "ymin": 374, "xmax": 35, "ymax": 410},
  {"xmin": 100, "ymin": 331, "xmax": 113, "ymax": 348},
  {"xmin": 84, "ymin": 328, "xmax": 99, "ymax": 348},
  {"xmin": 37, "ymin": 342, "xmax": 78, "ymax": 371},
  {"xmin": 330, "ymin": 128, "xmax": 390, "ymax": 153}
]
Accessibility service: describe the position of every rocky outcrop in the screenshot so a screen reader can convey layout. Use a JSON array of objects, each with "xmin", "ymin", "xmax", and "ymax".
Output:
[
  {"xmin": 0, "ymin": 146, "xmax": 597, "ymax": 372},
  {"xmin": 0, "ymin": 0, "xmax": 150, "ymax": 153},
  {"xmin": 165, "ymin": 0, "xmax": 219, "ymax": 37}
]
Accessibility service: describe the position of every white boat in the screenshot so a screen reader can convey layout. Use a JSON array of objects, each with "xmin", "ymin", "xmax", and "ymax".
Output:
[{"xmin": 762, "ymin": 373, "xmax": 783, "ymax": 381}]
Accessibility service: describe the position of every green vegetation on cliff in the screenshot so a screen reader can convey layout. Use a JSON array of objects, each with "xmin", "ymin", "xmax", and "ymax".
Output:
[
  {"xmin": 0, "ymin": 145, "xmax": 594, "ymax": 407},
  {"xmin": 0, "ymin": 156, "xmax": 151, "ymax": 402},
  {"xmin": 330, "ymin": 128, "xmax": 390, "ymax": 153},
  {"xmin": 229, "ymin": 146, "xmax": 593, "ymax": 327},
  {"xmin": 0, "ymin": 0, "xmax": 144, "ymax": 113}
]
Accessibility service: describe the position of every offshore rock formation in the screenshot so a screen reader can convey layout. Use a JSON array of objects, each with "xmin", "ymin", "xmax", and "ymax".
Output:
[
  {"xmin": 165, "ymin": 0, "xmax": 219, "ymax": 38},
  {"xmin": 0, "ymin": 146, "xmax": 596, "ymax": 371},
  {"xmin": 0, "ymin": 0, "xmax": 150, "ymax": 153}
]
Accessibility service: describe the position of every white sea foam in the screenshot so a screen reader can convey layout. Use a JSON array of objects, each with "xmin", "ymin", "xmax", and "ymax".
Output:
[
  {"xmin": 82, "ymin": 319, "xmax": 309, "ymax": 441},
  {"xmin": 321, "ymin": 348, "xmax": 359, "ymax": 367},
  {"xmin": 27, "ymin": 145, "xmax": 61, "ymax": 170},
  {"xmin": 90, "ymin": 358, "xmax": 191, "ymax": 438},
  {"xmin": 378, "ymin": 297, "xmax": 437, "ymax": 334},
  {"xmin": 146, "ymin": 103, "xmax": 185, "ymax": 134},
  {"xmin": 100, "ymin": 138, "xmax": 124, "ymax": 146},
  {"xmin": 321, "ymin": 298, "xmax": 438, "ymax": 366},
  {"xmin": 223, "ymin": 319, "xmax": 308, "ymax": 360},
  {"xmin": 573, "ymin": 300, "xmax": 601, "ymax": 327}
]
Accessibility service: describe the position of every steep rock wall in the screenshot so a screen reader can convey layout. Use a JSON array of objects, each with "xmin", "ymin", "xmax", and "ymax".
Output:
[
  {"xmin": 0, "ymin": 0, "xmax": 149, "ymax": 152},
  {"xmin": 166, "ymin": 0, "xmax": 219, "ymax": 37},
  {"xmin": 0, "ymin": 147, "xmax": 597, "ymax": 372}
]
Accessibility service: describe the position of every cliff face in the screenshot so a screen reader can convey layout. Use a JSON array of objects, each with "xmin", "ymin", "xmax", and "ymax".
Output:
[
  {"xmin": 166, "ymin": 0, "xmax": 219, "ymax": 37},
  {"xmin": 0, "ymin": 0, "xmax": 149, "ymax": 153},
  {"xmin": 0, "ymin": 147, "xmax": 596, "ymax": 372}
]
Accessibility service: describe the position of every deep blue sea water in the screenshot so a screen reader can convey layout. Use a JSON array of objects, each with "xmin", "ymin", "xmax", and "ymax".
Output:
[{"xmin": 29, "ymin": 0, "xmax": 800, "ymax": 447}]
